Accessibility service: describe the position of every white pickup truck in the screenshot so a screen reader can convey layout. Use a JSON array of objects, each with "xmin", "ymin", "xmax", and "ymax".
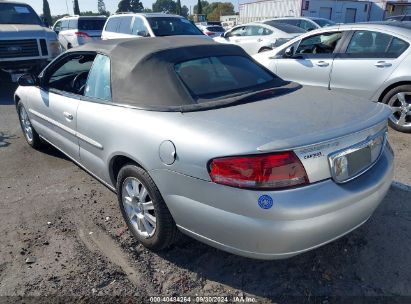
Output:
[{"xmin": 0, "ymin": 1, "xmax": 62, "ymax": 82}]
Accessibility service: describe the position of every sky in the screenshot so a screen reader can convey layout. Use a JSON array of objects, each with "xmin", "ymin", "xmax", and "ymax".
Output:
[{"xmin": 22, "ymin": 0, "xmax": 239, "ymax": 16}]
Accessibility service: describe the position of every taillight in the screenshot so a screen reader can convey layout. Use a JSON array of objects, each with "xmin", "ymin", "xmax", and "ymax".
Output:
[
  {"xmin": 209, "ymin": 151, "xmax": 309, "ymax": 190},
  {"xmin": 75, "ymin": 32, "xmax": 91, "ymax": 38},
  {"xmin": 205, "ymin": 31, "xmax": 214, "ymax": 36}
]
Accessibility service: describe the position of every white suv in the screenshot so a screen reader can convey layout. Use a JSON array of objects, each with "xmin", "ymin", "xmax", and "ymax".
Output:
[
  {"xmin": 53, "ymin": 16, "xmax": 107, "ymax": 50},
  {"xmin": 101, "ymin": 13, "xmax": 204, "ymax": 40}
]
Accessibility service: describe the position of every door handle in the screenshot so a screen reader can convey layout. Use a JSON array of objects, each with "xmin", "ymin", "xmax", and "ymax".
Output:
[
  {"xmin": 63, "ymin": 112, "xmax": 74, "ymax": 121},
  {"xmin": 257, "ymin": 38, "xmax": 263, "ymax": 42},
  {"xmin": 374, "ymin": 61, "xmax": 392, "ymax": 68},
  {"xmin": 316, "ymin": 61, "xmax": 329, "ymax": 67}
]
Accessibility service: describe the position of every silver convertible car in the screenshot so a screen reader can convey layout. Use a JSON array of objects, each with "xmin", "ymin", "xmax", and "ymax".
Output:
[{"xmin": 15, "ymin": 37, "xmax": 393, "ymax": 259}]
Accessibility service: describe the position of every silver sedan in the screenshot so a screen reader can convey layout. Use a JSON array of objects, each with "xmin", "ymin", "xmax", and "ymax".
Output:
[
  {"xmin": 15, "ymin": 37, "xmax": 393, "ymax": 259},
  {"xmin": 254, "ymin": 22, "xmax": 411, "ymax": 133}
]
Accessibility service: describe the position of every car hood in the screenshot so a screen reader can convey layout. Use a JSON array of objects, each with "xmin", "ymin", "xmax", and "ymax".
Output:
[
  {"xmin": 181, "ymin": 85, "xmax": 391, "ymax": 152},
  {"xmin": 0, "ymin": 24, "xmax": 52, "ymax": 39}
]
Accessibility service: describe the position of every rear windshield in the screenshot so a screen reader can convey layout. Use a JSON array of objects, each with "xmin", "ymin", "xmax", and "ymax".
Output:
[
  {"xmin": 79, "ymin": 19, "xmax": 106, "ymax": 31},
  {"xmin": 147, "ymin": 17, "xmax": 203, "ymax": 36},
  {"xmin": 175, "ymin": 56, "xmax": 275, "ymax": 99},
  {"xmin": 0, "ymin": 3, "xmax": 41, "ymax": 25},
  {"xmin": 263, "ymin": 21, "xmax": 306, "ymax": 33},
  {"xmin": 206, "ymin": 26, "xmax": 225, "ymax": 32},
  {"xmin": 312, "ymin": 19, "xmax": 336, "ymax": 27}
]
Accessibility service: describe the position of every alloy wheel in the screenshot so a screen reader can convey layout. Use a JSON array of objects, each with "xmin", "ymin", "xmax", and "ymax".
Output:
[
  {"xmin": 121, "ymin": 177, "xmax": 156, "ymax": 238},
  {"xmin": 388, "ymin": 92, "xmax": 411, "ymax": 128},
  {"xmin": 19, "ymin": 106, "xmax": 33, "ymax": 143}
]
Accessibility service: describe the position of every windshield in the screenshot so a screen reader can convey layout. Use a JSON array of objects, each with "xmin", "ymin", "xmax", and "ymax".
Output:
[
  {"xmin": 312, "ymin": 19, "xmax": 336, "ymax": 27},
  {"xmin": 263, "ymin": 21, "xmax": 306, "ymax": 33},
  {"xmin": 147, "ymin": 17, "xmax": 203, "ymax": 36},
  {"xmin": 79, "ymin": 19, "xmax": 107, "ymax": 31},
  {"xmin": 175, "ymin": 56, "xmax": 277, "ymax": 99},
  {"xmin": 0, "ymin": 3, "xmax": 41, "ymax": 25}
]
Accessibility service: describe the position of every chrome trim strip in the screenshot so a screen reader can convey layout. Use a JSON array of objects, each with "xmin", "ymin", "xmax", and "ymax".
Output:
[
  {"xmin": 76, "ymin": 132, "xmax": 104, "ymax": 150},
  {"xmin": 328, "ymin": 128, "xmax": 388, "ymax": 184},
  {"xmin": 39, "ymin": 135, "xmax": 116, "ymax": 192},
  {"xmin": 29, "ymin": 109, "xmax": 104, "ymax": 150}
]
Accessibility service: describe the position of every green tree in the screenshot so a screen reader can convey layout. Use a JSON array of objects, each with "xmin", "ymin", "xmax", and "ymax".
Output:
[
  {"xmin": 130, "ymin": 0, "xmax": 144, "ymax": 12},
  {"xmin": 73, "ymin": 0, "xmax": 80, "ymax": 15},
  {"xmin": 98, "ymin": 0, "xmax": 108, "ymax": 15},
  {"xmin": 42, "ymin": 0, "xmax": 52, "ymax": 26},
  {"xmin": 152, "ymin": 0, "xmax": 176, "ymax": 13},
  {"xmin": 193, "ymin": 1, "xmax": 208, "ymax": 14},
  {"xmin": 117, "ymin": 0, "xmax": 131, "ymax": 12},
  {"xmin": 206, "ymin": 2, "xmax": 235, "ymax": 21},
  {"xmin": 176, "ymin": 0, "xmax": 182, "ymax": 15},
  {"xmin": 197, "ymin": 0, "xmax": 203, "ymax": 14},
  {"xmin": 181, "ymin": 5, "xmax": 189, "ymax": 17}
]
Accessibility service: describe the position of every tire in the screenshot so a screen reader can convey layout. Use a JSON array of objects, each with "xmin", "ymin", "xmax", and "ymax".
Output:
[
  {"xmin": 381, "ymin": 85, "xmax": 411, "ymax": 133},
  {"xmin": 17, "ymin": 101, "xmax": 43, "ymax": 149},
  {"xmin": 258, "ymin": 47, "xmax": 272, "ymax": 53},
  {"xmin": 116, "ymin": 164, "xmax": 179, "ymax": 250}
]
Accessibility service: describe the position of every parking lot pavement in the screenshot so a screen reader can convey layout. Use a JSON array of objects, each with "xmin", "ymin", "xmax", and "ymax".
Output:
[{"xmin": 0, "ymin": 77, "xmax": 410, "ymax": 301}]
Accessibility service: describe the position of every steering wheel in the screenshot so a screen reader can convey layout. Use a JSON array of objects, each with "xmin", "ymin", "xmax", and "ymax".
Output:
[{"xmin": 71, "ymin": 71, "xmax": 89, "ymax": 94}]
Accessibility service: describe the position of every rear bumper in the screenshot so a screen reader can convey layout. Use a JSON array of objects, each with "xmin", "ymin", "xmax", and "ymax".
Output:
[{"xmin": 151, "ymin": 145, "xmax": 394, "ymax": 260}]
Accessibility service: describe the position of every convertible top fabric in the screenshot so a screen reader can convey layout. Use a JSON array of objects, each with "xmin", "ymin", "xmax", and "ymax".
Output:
[{"xmin": 70, "ymin": 37, "xmax": 289, "ymax": 111}]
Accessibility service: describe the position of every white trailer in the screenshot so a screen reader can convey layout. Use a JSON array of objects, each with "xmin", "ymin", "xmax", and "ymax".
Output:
[{"xmin": 239, "ymin": 0, "xmax": 411, "ymax": 24}]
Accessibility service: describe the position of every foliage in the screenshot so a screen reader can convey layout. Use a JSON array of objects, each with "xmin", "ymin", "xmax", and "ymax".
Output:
[
  {"xmin": 152, "ymin": 0, "xmax": 176, "ymax": 14},
  {"xmin": 181, "ymin": 5, "xmax": 189, "ymax": 17},
  {"xmin": 42, "ymin": 0, "xmax": 52, "ymax": 26},
  {"xmin": 98, "ymin": 0, "xmax": 109, "ymax": 15},
  {"xmin": 176, "ymin": 0, "xmax": 182, "ymax": 15},
  {"xmin": 196, "ymin": 0, "xmax": 203, "ymax": 14},
  {"xmin": 73, "ymin": 0, "xmax": 80, "ymax": 15},
  {"xmin": 193, "ymin": 1, "xmax": 235, "ymax": 20},
  {"xmin": 117, "ymin": 0, "xmax": 144, "ymax": 13}
]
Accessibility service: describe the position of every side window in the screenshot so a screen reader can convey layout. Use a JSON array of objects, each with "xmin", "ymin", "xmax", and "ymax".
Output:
[
  {"xmin": 300, "ymin": 20, "xmax": 316, "ymax": 31},
  {"xmin": 388, "ymin": 37, "xmax": 409, "ymax": 56},
  {"xmin": 118, "ymin": 16, "xmax": 133, "ymax": 34},
  {"xmin": 105, "ymin": 17, "xmax": 120, "ymax": 32},
  {"xmin": 68, "ymin": 19, "xmax": 78, "ymax": 30},
  {"xmin": 85, "ymin": 55, "xmax": 111, "ymax": 101},
  {"xmin": 250, "ymin": 26, "xmax": 272, "ymax": 36},
  {"xmin": 262, "ymin": 27, "xmax": 273, "ymax": 35},
  {"xmin": 54, "ymin": 21, "xmax": 62, "ymax": 31},
  {"xmin": 132, "ymin": 17, "xmax": 149, "ymax": 36},
  {"xmin": 296, "ymin": 31, "xmax": 343, "ymax": 55},
  {"xmin": 61, "ymin": 20, "xmax": 69, "ymax": 30},
  {"xmin": 346, "ymin": 30, "xmax": 409, "ymax": 58},
  {"xmin": 245, "ymin": 26, "xmax": 260, "ymax": 36},
  {"xmin": 228, "ymin": 26, "xmax": 246, "ymax": 37},
  {"xmin": 47, "ymin": 54, "xmax": 96, "ymax": 95}
]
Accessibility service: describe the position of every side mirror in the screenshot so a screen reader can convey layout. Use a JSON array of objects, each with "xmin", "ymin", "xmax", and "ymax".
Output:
[
  {"xmin": 18, "ymin": 74, "xmax": 38, "ymax": 87},
  {"xmin": 137, "ymin": 31, "xmax": 149, "ymax": 37},
  {"xmin": 220, "ymin": 32, "xmax": 225, "ymax": 37},
  {"xmin": 284, "ymin": 46, "xmax": 295, "ymax": 57}
]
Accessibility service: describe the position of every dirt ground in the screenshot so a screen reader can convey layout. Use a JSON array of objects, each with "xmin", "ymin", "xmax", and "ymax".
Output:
[{"xmin": 0, "ymin": 77, "xmax": 410, "ymax": 303}]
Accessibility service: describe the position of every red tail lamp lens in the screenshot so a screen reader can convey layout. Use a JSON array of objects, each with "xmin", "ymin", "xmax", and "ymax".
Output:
[{"xmin": 209, "ymin": 151, "xmax": 309, "ymax": 189}]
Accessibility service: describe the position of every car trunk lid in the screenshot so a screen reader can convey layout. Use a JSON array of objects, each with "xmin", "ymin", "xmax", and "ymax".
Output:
[{"xmin": 182, "ymin": 85, "xmax": 391, "ymax": 183}]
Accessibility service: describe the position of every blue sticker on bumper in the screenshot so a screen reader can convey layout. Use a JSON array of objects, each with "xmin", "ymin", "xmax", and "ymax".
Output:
[{"xmin": 258, "ymin": 195, "xmax": 273, "ymax": 209}]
